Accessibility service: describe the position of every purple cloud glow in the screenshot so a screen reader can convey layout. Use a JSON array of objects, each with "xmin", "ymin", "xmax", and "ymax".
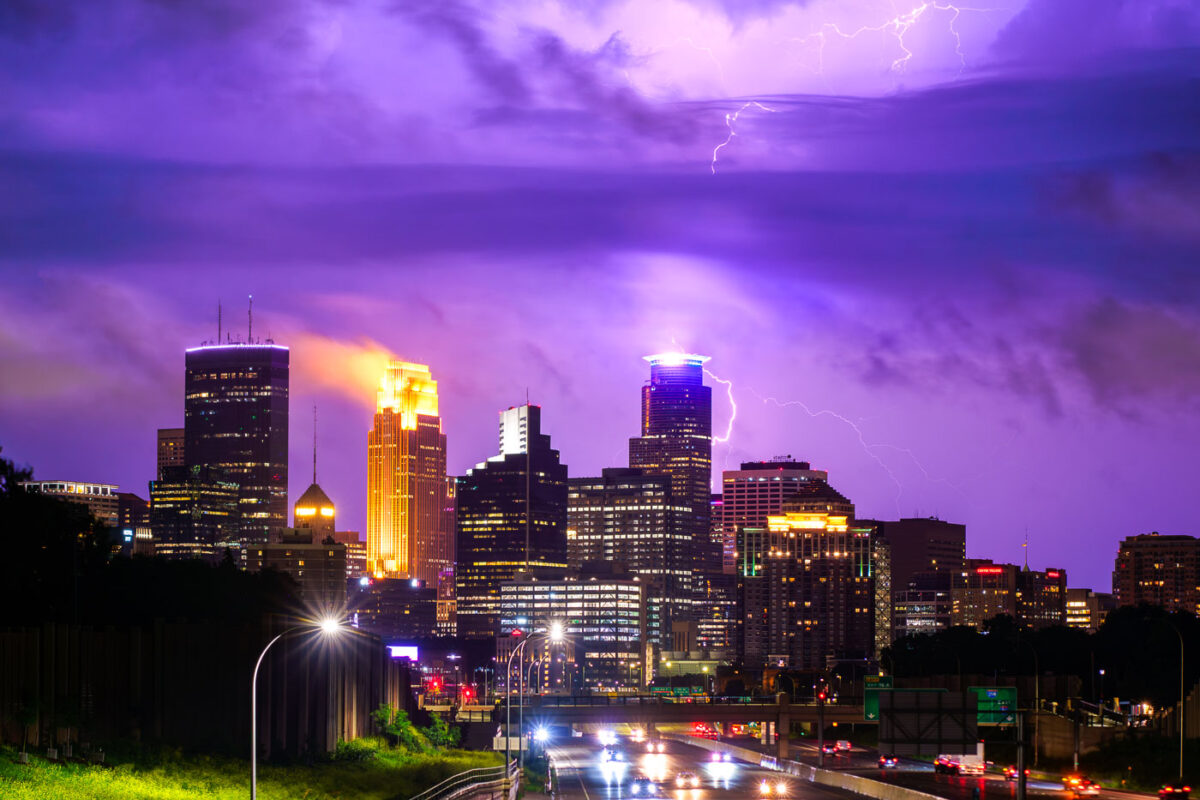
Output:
[{"xmin": 1, "ymin": 0, "xmax": 1199, "ymax": 591}]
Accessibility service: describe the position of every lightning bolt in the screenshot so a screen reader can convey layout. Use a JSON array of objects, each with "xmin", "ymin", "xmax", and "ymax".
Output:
[
  {"xmin": 710, "ymin": 100, "xmax": 777, "ymax": 174},
  {"xmin": 704, "ymin": 368, "xmax": 737, "ymax": 444},
  {"xmin": 796, "ymin": 2, "xmax": 1004, "ymax": 76}
]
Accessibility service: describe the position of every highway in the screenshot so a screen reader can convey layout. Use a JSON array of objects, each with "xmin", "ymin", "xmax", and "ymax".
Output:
[
  {"xmin": 547, "ymin": 737, "xmax": 861, "ymax": 800},
  {"xmin": 719, "ymin": 737, "xmax": 1156, "ymax": 800}
]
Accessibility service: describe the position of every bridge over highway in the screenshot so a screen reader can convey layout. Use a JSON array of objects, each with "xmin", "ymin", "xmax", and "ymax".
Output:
[{"xmin": 498, "ymin": 694, "xmax": 869, "ymax": 759}]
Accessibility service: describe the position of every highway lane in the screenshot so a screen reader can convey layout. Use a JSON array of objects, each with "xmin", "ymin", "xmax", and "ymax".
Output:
[
  {"xmin": 715, "ymin": 736, "xmax": 1155, "ymax": 800},
  {"xmin": 548, "ymin": 737, "xmax": 863, "ymax": 800}
]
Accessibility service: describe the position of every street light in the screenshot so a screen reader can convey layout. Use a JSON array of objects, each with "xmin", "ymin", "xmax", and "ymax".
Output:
[
  {"xmin": 251, "ymin": 616, "xmax": 345, "ymax": 800},
  {"xmin": 506, "ymin": 622, "xmax": 565, "ymax": 773}
]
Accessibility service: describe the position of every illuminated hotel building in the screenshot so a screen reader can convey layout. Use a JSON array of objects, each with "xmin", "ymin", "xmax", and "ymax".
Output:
[
  {"xmin": 1113, "ymin": 532, "xmax": 1200, "ymax": 615},
  {"xmin": 20, "ymin": 480, "xmax": 119, "ymax": 527},
  {"xmin": 366, "ymin": 361, "xmax": 451, "ymax": 584},
  {"xmin": 629, "ymin": 353, "xmax": 717, "ymax": 574},
  {"xmin": 949, "ymin": 559, "xmax": 1066, "ymax": 630},
  {"xmin": 455, "ymin": 404, "xmax": 568, "ymax": 639},
  {"xmin": 184, "ymin": 343, "xmax": 289, "ymax": 547}
]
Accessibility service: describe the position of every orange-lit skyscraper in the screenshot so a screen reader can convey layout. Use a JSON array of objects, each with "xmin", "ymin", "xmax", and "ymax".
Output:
[{"xmin": 367, "ymin": 361, "xmax": 451, "ymax": 584}]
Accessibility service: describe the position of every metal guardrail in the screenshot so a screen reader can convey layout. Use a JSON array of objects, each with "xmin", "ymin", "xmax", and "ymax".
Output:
[
  {"xmin": 406, "ymin": 760, "xmax": 518, "ymax": 800},
  {"xmin": 510, "ymin": 695, "xmax": 785, "ymax": 707}
]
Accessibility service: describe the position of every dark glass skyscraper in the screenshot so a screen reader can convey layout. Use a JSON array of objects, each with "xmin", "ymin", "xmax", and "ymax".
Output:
[
  {"xmin": 184, "ymin": 343, "xmax": 289, "ymax": 547},
  {"xmin": 629, "ymin": 353, "xmax": 716, "ymax": 572},
  {"xmin": 455, "ymin": 404, "xmax": 568, "ymax": 639}
]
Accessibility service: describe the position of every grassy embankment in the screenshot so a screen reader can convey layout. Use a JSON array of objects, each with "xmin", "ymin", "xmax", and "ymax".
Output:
[{"xmin": 0, "ymin": 740, "xmax": 502, "ymax": 800}]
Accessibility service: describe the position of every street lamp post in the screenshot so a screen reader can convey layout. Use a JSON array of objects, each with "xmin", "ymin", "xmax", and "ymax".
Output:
[
  {"xmin": 1168, "ymin": 622, "xmax": 1185, "ymax": 782},
  {"xmin": 251, "ymin": 617, "xmax": 344, "ymax": 800},
  {"xmin": 505, "ymin": 622, "xmax": 565, "ymax": 775}
]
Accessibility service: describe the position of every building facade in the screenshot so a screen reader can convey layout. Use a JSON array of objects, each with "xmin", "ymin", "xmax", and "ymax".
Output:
[
  {"xmin": 1065, "ymin": 588, "xmax": 1115, "ymax": 633},
  {"xmin": 566, "ymin": 467, "xmax": 691, "ymax": 645},
  {"xmin": 949, "ymin": 559, "xmax": 1066, "ymax": 629},
  {"xmin": 149, "ymin": 465, "xmax": 240, "ymax": 561},
  {"xmin": 1113, "ymin": 532, "xmax": 1200, "ymax": 615},
  {"xmin": 721, "ymin": 460, "xmax": 831, "ymax": 569},
  {"xmin": 498, "ymin": 565, "xmax": 647, "ymax": 692},
  {"xmin": 366, "ymin": 361, "xmax": 451, "ymax": 584},
  {"xmin": 629, "ymin": 353, "xmax": 717, "ymax": 574},
  {"xmin": 156, "ymin": 427, "xmax": 185, "ymax": 479},
  {"xmin": 455, "ymin": 404, "xmax": 569, "ymax": 639},
  {"xmin": 21, "ymin": 480, "xmax": 119, "ymax": 527},
  {"xmin": 184, "ymin": 343, "xmax": 289, "ymax": 547}
]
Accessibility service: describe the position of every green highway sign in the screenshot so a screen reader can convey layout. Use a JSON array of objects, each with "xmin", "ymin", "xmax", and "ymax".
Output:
[
  {"xmin": 970, "ymin": 686, "xmax": 1017, "ymax": 725},
  {"xmin": 863, "ymin": 675, "xmax": 893, "ymax": 721}
]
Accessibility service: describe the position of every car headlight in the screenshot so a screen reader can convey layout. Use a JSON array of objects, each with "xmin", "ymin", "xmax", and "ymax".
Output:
[
  {"xmin": 760, "ymin": 780, "xmax": 771, "ymax": 795},
  {"xmin": 776, "ymin": 782, "xmax": 787, "ymax": 794}
]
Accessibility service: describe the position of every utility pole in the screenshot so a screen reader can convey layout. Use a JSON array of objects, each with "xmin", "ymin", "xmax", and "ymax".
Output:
[
  {"xmin": 817, "ymin": 685, "xmax": 826, "ymax": 769},
  {"xmin": 1016, "ymin": 710, "xmax": 1027, "ymax": 800}
]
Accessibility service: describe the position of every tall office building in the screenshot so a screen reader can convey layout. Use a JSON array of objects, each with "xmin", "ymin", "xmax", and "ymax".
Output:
[
  {"xmin": 293, "ymin": 482, "xmax": 336, "ymax": 540},
  {"xmin": 455, "ymin": 404, "xmax": 568, "ymax": 639},
  {"xmin": 366, "ymin": 361, "xmax": 451, "ymax": 584},
  {"xmin": 862, "ymin": 517, "xmax": 967, "ymax": 595},
  {"xmin": 567, "ymin": 468, "xmax": 691, "ymax": 644},
  {"xmin": 157, "ymin": 428, "xmax": 185, "ymax": 479},
  {"xmin": 949, "ymin": 560, "xmax": 1066, "ymax": 630},
  {"xmin": 184, "ymin": 343, "xmax": 289, "ymax": 547},
  {"xmin": 629, "ymin": 353, "xmax": 717, "ymax": 573},
  {"xmin": 1065, "ymin": 588, "xmax": 1115, "ymax": 633},
  {"xmin": 149, "ymin": 465, "xmax": 240, "ymax": 561},
  {"xmin": 1113, "ymin": 532, "xmax": 1200, "ymax": 615}
]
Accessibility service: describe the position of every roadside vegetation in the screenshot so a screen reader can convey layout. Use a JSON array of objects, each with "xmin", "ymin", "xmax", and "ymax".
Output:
[{"xmin": 0, "ymin": 706, "xmax": 498, "ymax": 800}]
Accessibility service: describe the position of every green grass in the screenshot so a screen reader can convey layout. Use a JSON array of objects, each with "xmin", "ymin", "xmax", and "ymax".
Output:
[{"xmin": 0, "ymin": 741, "xmax": 502, "ymax": 800}]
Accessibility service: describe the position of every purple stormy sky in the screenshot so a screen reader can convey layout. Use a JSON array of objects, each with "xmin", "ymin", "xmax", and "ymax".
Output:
[{"xmin": 1, "ymin": 0, "xmax": 1199, "ymax": 592}]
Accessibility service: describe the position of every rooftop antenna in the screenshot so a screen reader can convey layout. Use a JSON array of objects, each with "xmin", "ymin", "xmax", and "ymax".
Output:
[
  {"xmin": 217, "ymin": 300, "xmax": 222, "ymax": 344},
  {"xmin": 312, "ymin": 404, "xmax": 318, "ymax": 485},
  {"xmin": 1023, "ymin": 527, "xmax": 1029, "ymax": 570},
  {"xmin": 248, "ymin": 294, "xmax": 253, "ymax": 343},
  {"xmin": 525, "ymin": 386, "xmax": 530, "ymax": 571}
]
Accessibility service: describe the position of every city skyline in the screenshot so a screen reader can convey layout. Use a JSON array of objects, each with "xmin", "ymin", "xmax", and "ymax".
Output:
[{"xmin": 2, "ymin": 0, "xmax": 1198, "ymax": 594}]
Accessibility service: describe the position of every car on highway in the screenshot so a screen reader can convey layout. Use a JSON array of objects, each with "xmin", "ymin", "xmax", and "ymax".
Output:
[
  {"xmin": 675, "ymin": 771, "xmax": 700, "ymax": 789},
  {"xmin": 1003, "ymin": 766, "xmax": 1030, "ymax": 781},
  {"xmin": 646, "ymin": 741, "xmax": 666, "ymax": 753},
  {"xmin": 759, "ymin": 779, "xmax": 789, "ymax": 796},
  {"xmin": 820, "ymin": 743, "xmax": 837, "ymax": 756},
  {"xmin": 1160, "ymin": 783, "xmax": 1191, "ymax": 800},
  {"xmin": 934, "ymin": 753, "xmax": 985, "ymax": 776},
  {"xmin": 1063, "ymin": 775, "xmax": 1101, "ymax": 796},
  {"xmin": 878, "ymin": 754, "xmax": 898, "ymax": 768},
  {"xmin": 630, "ymin": 774, "xmax": 662, "ymax": 796},
  {"xmin": 835, "ymin": 740, "xmax": 852, "ymax": 753}
]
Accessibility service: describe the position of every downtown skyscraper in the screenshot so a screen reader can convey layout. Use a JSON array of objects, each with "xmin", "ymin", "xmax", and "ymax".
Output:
[
  {"xmin": 183, "ymin": 342, "xmax": 289, "ymax": 547},
  {"xmin": 366, "ymin": 361, "xmax": 451, "ymax": 584},
  {"xmin": 455, "ymin": 404, "xmax": 568, "ymax": 639},
  {"xmin": 629, "ymin": 353, "xmax": 718, "ymax": 572}
]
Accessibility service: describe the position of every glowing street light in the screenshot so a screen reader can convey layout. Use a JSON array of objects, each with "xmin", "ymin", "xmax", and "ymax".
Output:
[{"xmin": 252, "ymin": 617, "xmax": 345, "ymax": 800}]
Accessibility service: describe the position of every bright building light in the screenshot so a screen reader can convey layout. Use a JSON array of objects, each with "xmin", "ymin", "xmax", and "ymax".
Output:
[
  {"xmin": 319, "ymin": 617, "xmax": 342, "ymax": 635},
  {"xmin": 549, "ymin": 621, "xmax": 564, "ymax": 642}
]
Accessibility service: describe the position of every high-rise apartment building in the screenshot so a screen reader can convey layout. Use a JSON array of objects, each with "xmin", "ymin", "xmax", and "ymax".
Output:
[
  {"xmin": 366, "ymin": 361, "xmax": 450, "ymax": 583},
  {"xmin": 149, "ymin": 465, "xmax": 240, "ymax": 560},
  {"xmin": 1113, "ymin": 532, "xmax": 1200, "ymax": 615},
  {"xmin": 566, "ymin": 468, "xmax": 691, "ymax": 644},
  {"xmin": 629, "ymin": 353, "xmax": 717, "ymax": 573},
  {"xmin": 184, "ymin": 343, "xmax": 289, "ymax": 547},
  {"xmin": 157, "ymin": 427, "xmax": 185, "ymax": 479},
  {"xmin": 455, "ymin": 404, "xmax": 568, "ymax": 639},
  {"xmin": 721, "ymin": 460, "xmax": 830, "ymax": 566},
  {"xmin": 332, "ymin": 530, "xmax": 367, "ymax": 579},
  {"xmin": 20, "ymin": 480, "xmax": 119, "ymax": 527},
  {"xmin": 763, "ymin": 510, "xmax": 877, "ymax": 669}
]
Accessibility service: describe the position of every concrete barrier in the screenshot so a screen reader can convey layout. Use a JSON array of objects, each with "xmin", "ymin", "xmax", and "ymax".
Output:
[{"xmin": 664, "ymin": 735, "xmax": 945, "ymax": 800}]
